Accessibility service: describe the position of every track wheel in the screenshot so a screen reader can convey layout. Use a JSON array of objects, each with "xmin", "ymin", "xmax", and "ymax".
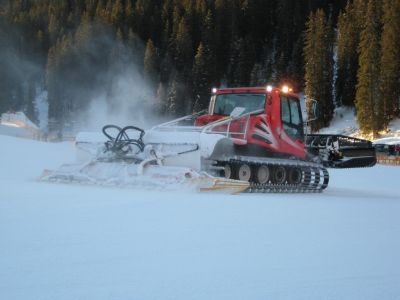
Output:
[
  {"xmin": 238, "ymin": 164, "xmax": 252, "ymax": 182},
  {"xmin": 256, "ymin": 165, "xmax": 270, "ymax": 184},
  {"xmin": 224, "ymin": 164, "xmax": 234, "ymax": 179},
  {"xmin": 303, "ymin": 168, "xmax": 312, "ymax": 186},
  {"xmin": 288, "ymin": 167, "xmax": 302, "ymax": 185},
  {"xmin": 272, "ymin": 166, "xmax": 287, "ymax": 184}
]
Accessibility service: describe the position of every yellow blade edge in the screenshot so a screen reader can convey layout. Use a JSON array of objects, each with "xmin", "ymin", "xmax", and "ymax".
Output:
[{"xmin": 199, "ymin": 178, "xmax": 250, "ymax": 194}]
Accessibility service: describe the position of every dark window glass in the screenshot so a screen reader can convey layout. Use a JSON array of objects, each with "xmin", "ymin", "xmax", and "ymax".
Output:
[
  {"xmin": 214, "ymin": 94, "xmax": 265, "ymax": 116},
  {"xmin": 289, "ymin": 99, "xmax": 301, "ymax": 126},
  {"xmin": 281, "ymin": 97, "xmax": 291, "ymax": 123},
  {"xmin": 281, "ymin": 96, "xmax": 304, "ymax": 140}
]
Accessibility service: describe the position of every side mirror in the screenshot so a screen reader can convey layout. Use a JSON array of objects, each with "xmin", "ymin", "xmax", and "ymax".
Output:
[{"xmin": 230, "ymin": 107, "xmax": 246, "ymax": 118}]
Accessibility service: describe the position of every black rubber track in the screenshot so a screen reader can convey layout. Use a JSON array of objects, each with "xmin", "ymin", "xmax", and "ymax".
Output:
[{"xmin": 213, "ymin": 155, "xmax": 329, "ymax": 193}]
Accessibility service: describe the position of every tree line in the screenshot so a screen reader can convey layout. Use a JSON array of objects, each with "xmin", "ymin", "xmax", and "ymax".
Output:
[
  {"xmin": 305, "ymin": 0, "xmax": 400, "ymax": 136},
  {"xmin": 1, "ymin": 0, "xmax": 399, "ymax": 136}
]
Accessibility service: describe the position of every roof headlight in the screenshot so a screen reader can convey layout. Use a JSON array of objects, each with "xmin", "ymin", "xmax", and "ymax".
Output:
[{"xmin": 282, "ymin": 85, "xmax": 289, "ymax": 93}]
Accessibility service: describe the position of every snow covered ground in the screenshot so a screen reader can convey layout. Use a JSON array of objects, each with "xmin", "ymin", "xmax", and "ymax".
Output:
[
  {"xmin": 1, "ymin": 134, "xmax": 400, "ymax": 300},
  {"xmin": 319, "ymin": 106, "xmax": 359, "ymax": 136},
  {"xmin": 319, "ymin": 106, "xmax": 400, "ymax": 144}
]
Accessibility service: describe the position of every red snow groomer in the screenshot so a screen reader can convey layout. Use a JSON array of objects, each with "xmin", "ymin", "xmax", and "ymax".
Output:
[
  {"xmin": 42, "ymin": 85, "xmax": 376, "ymax": 193},
  {"xmin": 193, "ymin": 86, "xmax": 376, "ymax": 192}
]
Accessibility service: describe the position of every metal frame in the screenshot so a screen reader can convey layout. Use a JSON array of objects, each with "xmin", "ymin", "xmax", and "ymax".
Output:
[{"xmin": 151, "ymin": 109, "xmax": 264, "ymax": 142}]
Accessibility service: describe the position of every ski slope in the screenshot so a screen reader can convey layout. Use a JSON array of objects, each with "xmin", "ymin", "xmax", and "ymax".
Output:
[{"xmin": 0, "ymin": 134, "xmax": 400, "ymax": 300}]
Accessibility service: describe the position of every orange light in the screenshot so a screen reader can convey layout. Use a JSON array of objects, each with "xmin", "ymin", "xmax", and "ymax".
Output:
[{"xmin": 282, "ymin": 85, "xmax": 289, "ymax": 93}]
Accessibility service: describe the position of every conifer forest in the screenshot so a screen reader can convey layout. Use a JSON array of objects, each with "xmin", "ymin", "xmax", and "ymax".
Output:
[{"xmin": 0, "ymin": 0, "xmax": 399, "ymax": 135}]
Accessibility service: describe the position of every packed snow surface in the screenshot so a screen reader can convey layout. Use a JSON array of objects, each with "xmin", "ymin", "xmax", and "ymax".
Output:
[{"xmin": 1, "ymin": 134, "xmax": 400, "ymax": 300}]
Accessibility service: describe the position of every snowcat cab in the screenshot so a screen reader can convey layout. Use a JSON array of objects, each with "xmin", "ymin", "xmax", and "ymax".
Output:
[{"xmin": 195, "ymin": 86, "xmax": 307, "ymax": 160}]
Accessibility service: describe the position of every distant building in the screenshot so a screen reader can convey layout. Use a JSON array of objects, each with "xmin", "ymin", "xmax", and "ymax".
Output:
[{"xmin": 0, "ymin": 111, "xmax": 42, "ymax": 140}]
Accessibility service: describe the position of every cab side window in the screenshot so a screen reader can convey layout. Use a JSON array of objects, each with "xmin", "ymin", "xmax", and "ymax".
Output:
[
  {"xmin": 289, "ymin": 100, "xmax": 301, "ymax": 126},
  {"xmin": 281, "ymin": 98, "xmax": 291, "ymax": 124},
  {"xmin": 281, "ymin": 96, "xmax": 304, "ymax": 141}
]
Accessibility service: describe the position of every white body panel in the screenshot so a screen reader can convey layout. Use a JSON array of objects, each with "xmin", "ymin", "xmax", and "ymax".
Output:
[
  {"xmin": 74, "ymin": 127, "xmax": 226, "ymax": 172},
  {"xmin": 143, "ymin": 128, "xmax": 225, "ymax": 171}
]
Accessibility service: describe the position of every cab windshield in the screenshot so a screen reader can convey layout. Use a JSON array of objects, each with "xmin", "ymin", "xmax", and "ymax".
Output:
[{"xmin": 213, "ymin": 94, "xmax": 265, "ymax": 116}]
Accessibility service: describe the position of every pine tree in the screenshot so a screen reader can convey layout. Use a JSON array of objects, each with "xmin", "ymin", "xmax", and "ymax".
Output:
[
  {"xmin": 155, "ymin": 82, "xmax": 167, "ymax": 115},
  {"xmin": 0, "ymin": 13, "xmax": 13, "ymax": 114},
  {"xmin": 192, "ymin": 0, "xmax": 207, "ymax": 48},
  {"xmin": 134, "ymin": 0, "xmax": 157, "ymax": 41},
  {"xmin": 159, "ymin": 51, "xmax": 174, "ymax": 84},
  {"xmin": 46, "ymin": 45, "xmax": 57, "ymax": 126},
  {"xmin": 166, "ymin": 78, "xmax": 178, "ymax": 116},
  {"xmin": 85, "ymin": 0, "xmax": 98, "ymax": 18},
  {"xmin": 125, "ymin": 0, "xmax": 134, "ymax": 27},
  {"xmin": 214, "ymin": 0, "xmax": 233, "ymax": 79},
  {"xmin": 110, "ymin": 0, "xmax": 124, "ymax": 28},
  {"xmin": 226, "ymin": 37, "xmax": 241, "ymax": 86},
  {"xmin": 161, "ymin": 0, "xmax": 173, "ymax": 53},
  {"xmin": 95, "ymin": 0, "xmax": 106, "ymax": 21},
  {"xmin": 46, "ymin": 35, "xmax": 74, "ymax": 132},
  {"xmin": 168, "ymin": 16, "xmax": 194, "ymax": 114},
  {"xmin": 75, "ymin": 12, "xmax": 92, "ymax": 48},
  {"xmin": 336, "ymin": 0, "xmax": 366, "ymax": 107},
  {"xmin": 285, "ymin": 33, "xmax": 305, "ymax": 91},
  {"xmin": 304, "ymin": 11, "xmax": 317, "ymax": 132},
  {"xmin": 227, "ymin": 36, "xmax": 256, "ymax": 87},
  {"xmin": 275, "ymin": 0, "xmax": 305, "ymax": 83},
  {"xmin": 355, "ymin": 0, "xmax": 383, "ymax": 137},
  {"xmin": 201, "ymin": 9, "xmax": 217, "ymax": 84},
  {"xmin": 143, "ymin": 39, "xmax": 158, "ymax": 87},
  {"xmin": 304, "ymin": 9, "xmax": 335, "ymax": 132},
  {"xmin": 174, "ymin": 17, "xmax": 193, "ymax": 72},
  {"xmin": 108, "ymin": 28, "xmax": 126, "ymax": 95},
  {"xmin": 48, "ymin": 10, "xmax": 60, "ymax": 44},
  {"xmin": 379, "ymin": 0, "xmax": 400, "ymax": 125},
  {"xmin": 192, "ymin": 43, "xmax": 209, "ymax": 111},
  {"xmin": 127, "ymin": 29, "xmax": 144, "ymax": 69},
  {"xmin": 25, "ymin": 79, "xmax": 38, "ymax": 125}
]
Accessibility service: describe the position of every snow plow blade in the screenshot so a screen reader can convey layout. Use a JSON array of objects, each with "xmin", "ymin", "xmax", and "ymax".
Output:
[{"xmin": 40, "ymin": 161, "xmax": 249, "ymax": 194}]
